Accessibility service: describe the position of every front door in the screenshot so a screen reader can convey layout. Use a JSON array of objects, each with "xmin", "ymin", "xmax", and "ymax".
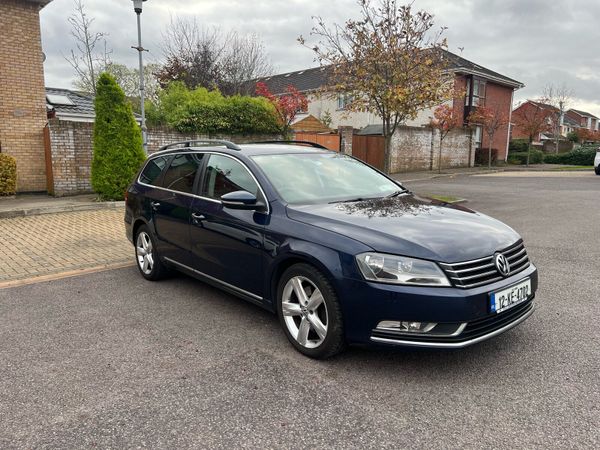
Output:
[
  {"xmin": 152, "ymin": 153, "xmax": 204, "ymax": 267},
  {"xmin": 190, "ymin": 154, "xmax": 266, "ymax": 298}
]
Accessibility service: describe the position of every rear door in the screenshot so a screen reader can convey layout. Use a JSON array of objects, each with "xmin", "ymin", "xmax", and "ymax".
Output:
[
  {"xmin": 190, "ymin": 154, "xmax": 266, "ymax": 298},
  {"xmin": 152, "ymin": 153, "xmax": 205, "ymax": 267}
]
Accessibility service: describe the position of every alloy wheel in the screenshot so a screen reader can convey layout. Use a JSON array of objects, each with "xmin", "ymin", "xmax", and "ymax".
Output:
[
  {"xmin": 281, "ymin": 276, "xmax": 329, "ymax": 349},
  {"xmin": 136, "ymin": 231, "xmax": 154, "ymax": 275}
]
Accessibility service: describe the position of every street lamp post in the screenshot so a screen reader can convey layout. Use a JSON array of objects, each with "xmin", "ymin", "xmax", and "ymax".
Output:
[{"xmin": 132, "ymin": 0, "xmax": 148, "ymax": 154}]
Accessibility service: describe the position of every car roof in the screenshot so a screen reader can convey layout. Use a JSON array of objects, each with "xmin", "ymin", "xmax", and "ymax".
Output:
[{"xmin": 149, "ymin": 141, "xmax": 335, "ymax": 159}]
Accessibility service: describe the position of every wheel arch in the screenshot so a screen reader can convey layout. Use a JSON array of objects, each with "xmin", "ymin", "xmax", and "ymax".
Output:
[
  {"xmin": 267, "ymin": 244, "xmax": 345, "ymax": 309},
  {"xmin": 132, "ymin": 217, "xmax": 150, "ymax": 242}
]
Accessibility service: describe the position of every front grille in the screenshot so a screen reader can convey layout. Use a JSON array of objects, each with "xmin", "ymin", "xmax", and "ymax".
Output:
[
  {"xmin": 371, "ymin": 298, "xmax": 534, "ymax": 344},
  {"xmin": 439, "ymin": 240, "xmax": 530, "ymax": 289}
]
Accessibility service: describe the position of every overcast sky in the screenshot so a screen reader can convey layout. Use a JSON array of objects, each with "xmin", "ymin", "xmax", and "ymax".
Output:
[{"xmin": 40, "ymin": 0, "xmax": 600, "ymax": 115}]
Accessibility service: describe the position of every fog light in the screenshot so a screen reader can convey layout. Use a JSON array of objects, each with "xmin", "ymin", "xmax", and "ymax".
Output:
[{"xmin": 377, "ymin": 321, "xmax": 437, "ymax": 333}]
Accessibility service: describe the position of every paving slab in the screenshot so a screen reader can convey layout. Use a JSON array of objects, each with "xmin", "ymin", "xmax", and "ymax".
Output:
[{"xmin": 0, "ymin": 208, "xmax": 132, "ymax": 284}]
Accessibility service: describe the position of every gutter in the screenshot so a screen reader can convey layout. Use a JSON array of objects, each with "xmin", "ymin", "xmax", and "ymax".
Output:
[{"xmin": 453, "ymin": 67, "xmax": 524, "ymax": 89}]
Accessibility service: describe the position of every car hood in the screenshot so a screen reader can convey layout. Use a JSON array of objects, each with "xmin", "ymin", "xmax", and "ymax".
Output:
[{"xmin": 286, "ymin": 195, "xmax": 521, "ymax": 263}]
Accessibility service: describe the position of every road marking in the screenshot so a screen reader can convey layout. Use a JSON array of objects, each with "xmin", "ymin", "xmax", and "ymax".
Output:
[{"xmin": 0, "ymin": 261, "xmax": 135, "ymax": 290}]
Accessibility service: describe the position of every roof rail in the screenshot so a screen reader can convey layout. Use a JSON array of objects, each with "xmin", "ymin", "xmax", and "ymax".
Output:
[
  {"xmin": 158, "ymin": 139, "xmax": 241, "ymax": 152},
  {"xmin": 250, "ymin": 140, "xmax": 330, "ymax": 150}
]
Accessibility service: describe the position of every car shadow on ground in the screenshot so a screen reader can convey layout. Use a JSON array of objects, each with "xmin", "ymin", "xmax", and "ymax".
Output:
[{"xmin": 161, "ymin": 269, "xmax": 531, "ymax": 379}]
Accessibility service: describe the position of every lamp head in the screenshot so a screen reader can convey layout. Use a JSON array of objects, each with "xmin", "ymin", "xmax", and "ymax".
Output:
[{"xmin": 132, "ymin": 0, "xmax": 147, "ymax": 13}]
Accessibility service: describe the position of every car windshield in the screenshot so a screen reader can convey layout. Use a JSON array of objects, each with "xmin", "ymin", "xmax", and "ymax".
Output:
[{"xmin": 251, "ymin": 152, "xmax": 403, "ymax": 204}]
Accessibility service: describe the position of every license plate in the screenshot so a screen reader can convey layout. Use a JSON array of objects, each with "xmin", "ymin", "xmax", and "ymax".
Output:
[{"xmin": 490, "ymin": 278, "xmax": 531, "ymax": 314}]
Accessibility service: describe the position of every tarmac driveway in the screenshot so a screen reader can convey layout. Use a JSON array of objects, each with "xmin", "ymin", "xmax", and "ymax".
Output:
[{"xmin": 0, "ymin": 172, "xmax": 598, "ymax": 448}]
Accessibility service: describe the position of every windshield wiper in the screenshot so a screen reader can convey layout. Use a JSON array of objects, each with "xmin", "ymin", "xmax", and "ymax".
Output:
[
  {"xmin": 385, "ymin": 189, "xmax": 409, "ymax": 198},
  {"xmin": 329, "ymin": 196, "xmax": 379, "ymax": 204}
]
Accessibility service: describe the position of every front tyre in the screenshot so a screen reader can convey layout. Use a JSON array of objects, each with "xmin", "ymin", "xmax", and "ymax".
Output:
[
  {"xmin": 595, "ymin": 166, "xmax": 600, "ymax": 175},
  {"xmin": 277, "ymin": 263, "xmax": 345, "ymax": 359},
  {"xmin": 135, "ymin": 225, "xmax": 170, "ymax": 281}
]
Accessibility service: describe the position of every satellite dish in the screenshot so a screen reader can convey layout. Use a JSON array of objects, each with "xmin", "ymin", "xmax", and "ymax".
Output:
[{"xmin": 42, "ymin": 52, "xmax": 46, "ymax": 62}]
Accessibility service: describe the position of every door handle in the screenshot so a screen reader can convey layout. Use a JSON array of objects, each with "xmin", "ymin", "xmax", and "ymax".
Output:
[
  {"xmin": 150, "ymin": 201, "xmax": 161, "ymax": 210},
  {"xmin": 191, "ymin": 213, "xmax": 206, "ymax": 221}
]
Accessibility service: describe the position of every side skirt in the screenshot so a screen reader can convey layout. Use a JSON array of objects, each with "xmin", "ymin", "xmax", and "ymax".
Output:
[{"xmin": 163, "ymin": 257, "xmax": 274, "ymax": 312}]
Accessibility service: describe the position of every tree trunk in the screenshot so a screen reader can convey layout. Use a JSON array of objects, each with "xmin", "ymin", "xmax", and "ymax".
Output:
[
  {"xmin": 526, "ymin": 138, "xmax": 532, "ymax": 167},
  {"xmin": 438, "ymin": 135, "xmax": 443, "ymax": 174},
  {"xmin": 383, "ymin": 134, "xmax": 392, "ymax": 174},
  {"xmin": 382, "ymin": 119, "xmax": 392, "ymax": 174},
  {"xmin": 488, "ymin": 141, "xmax": 493, "ymax": 170}
]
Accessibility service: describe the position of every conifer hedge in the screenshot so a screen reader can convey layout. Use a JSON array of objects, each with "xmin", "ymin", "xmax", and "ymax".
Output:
[{"xmin": 91, "ymin": 73, "xmax": 146, "ymax": 200}]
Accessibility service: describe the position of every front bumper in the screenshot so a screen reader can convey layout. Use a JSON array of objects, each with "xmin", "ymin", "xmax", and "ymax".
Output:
[
  {"xmin": 370, "ymin": 300, "xmax": 535, "ymax": 348},
  {"xmin": 337, "ymin": 263, "xmax": 538, "ymax": 347}
]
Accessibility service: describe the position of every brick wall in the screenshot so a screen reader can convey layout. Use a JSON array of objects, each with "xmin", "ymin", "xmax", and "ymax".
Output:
[
  {"xmin": 145, "ymin": 128, "xmax": 281, "ymax": 155},
  {"xmin": 0, "ymin": 0, "xmax": 49, "ymax": 192},
  {"xmin": 390, "ymin": 125, "xmax": 474, "ymax": 173},
  {"xmin": 47, "ymin": 119, "xmax": 93, "ymax": 196},
  {"xmin": 47, "ymin": 120, "xmax": 281, "ymax": 196},
  {"xmin": 481, "ymin": 82, "xmax": 513, "ymax": 161}
]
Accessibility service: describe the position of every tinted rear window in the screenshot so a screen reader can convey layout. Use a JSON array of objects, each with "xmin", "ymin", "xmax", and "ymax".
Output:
[
  {"xmin": 160, "ymin": 153, "xmax": 204, "ymax": 194},
  {"xmin": 139, "ymin": 156, "xmax": 168, "ymax": 186}
]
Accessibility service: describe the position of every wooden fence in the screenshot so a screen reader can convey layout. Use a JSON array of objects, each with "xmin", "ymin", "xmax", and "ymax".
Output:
[
  {"xmin": 294, "ymin": 132, "xmax": 340, "ymax": 151},
  {"xmin": 352, "ymin": 135, "xmax": 385, "ymax": 170}
]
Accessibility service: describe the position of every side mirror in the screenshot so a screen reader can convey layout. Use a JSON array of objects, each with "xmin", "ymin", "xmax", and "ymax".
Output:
[{"xmin": 220, "ymin": 190, "xmax": 266, "ymax": 211}]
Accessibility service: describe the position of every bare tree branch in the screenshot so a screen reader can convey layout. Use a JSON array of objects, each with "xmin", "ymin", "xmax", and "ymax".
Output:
[
  {"xmin": 156, "ymin": 16, "xmax": 273, "ymax": 94},
  {"xmin": 63, "ymin": 0, "xmax": 110, "ymax": 94}
]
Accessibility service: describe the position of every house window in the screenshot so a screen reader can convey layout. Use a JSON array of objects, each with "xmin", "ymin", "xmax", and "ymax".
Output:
[
  {"xmin": 337, "ymin": 94, "xmax": 353, "ymax": 110},
  {"xmin": 473, "ymin": 125, "xmax": 482, "ymax": 148},
  {"xmin": 465, "ymin": 78, "xmax": 486, "ymax": 107}
]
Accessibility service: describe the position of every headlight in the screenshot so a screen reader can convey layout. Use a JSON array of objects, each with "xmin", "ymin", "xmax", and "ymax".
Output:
[{"xmin": 356, "ymin": 252, "xmax": 451, "ymax": 287}]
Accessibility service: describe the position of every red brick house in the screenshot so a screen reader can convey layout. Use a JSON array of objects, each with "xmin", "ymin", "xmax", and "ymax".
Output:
[
  {"xmin": 512, "ymin": 102, "xmax": 599, "ymax": 143},
  {"xmin": 252, "ymin": 51, "xmax": 523, "ymax": 162},
  {"xmin": 448, "ymin": 54, "xmax": 523, "ymax": 161},
  {"xmin": 511, "ymin": 100, "xmax": 557, "ymax": 143},
  {"xmin": 566, "ymin": 109, "xmax": 599, "ymax": 132}
]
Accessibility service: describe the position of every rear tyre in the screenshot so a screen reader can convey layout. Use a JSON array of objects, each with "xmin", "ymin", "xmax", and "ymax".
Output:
[
  {"xmin": 277, "ymin": 263, "xmax": 345, "ymax": 359},
  {"xmin": 134, "ymin": 225, "xmax": 170, "ymax": 281}
]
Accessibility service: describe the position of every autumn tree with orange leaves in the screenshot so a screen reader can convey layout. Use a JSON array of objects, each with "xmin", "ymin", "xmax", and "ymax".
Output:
[
  {"xmin": 256, "ymin": 82, "xmax": 308, "ymax": 137},
  {"xmin": 430, "ymin": 104, "xmax": 462, "ymax": 173},
  {"xmin": 300, "ymin": 0, "xmax": 454, "ymax": 173},
  {"xmin": 468, "ymin": 103, "xmax": 510, "ymax": 169},
  {"xmin": 512, "ymin": 100, "xmax": 552, "ymax": 166}
]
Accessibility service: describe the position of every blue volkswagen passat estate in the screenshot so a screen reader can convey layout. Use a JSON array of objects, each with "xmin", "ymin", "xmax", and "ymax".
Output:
[{"xmin": 125, "ymin": 140, "xmax": 538, "ymax": 359}]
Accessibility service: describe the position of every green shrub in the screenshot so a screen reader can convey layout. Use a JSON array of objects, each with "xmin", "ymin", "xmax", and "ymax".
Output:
[
  {"xmin": 543, "ymin": 148, "xmax": 597, "ymax": 165},
  {"xmin": 150, "ymin": 82, "xmax": 282, "ymax": 134},
  {"xmin": 0, "ymin": 153, "xmax": 17, "ymax": 195},
  {"xmin": 566, "ymin": 131, "xmax": 579, "ymax": 143},
  {"xmin": 474, "ymin": 148, "xmax": 499, "ymax": 166},
  {"xmin": 91, "ymin": 73, "xmax": 146, "ymax": 200},
  {"xmin": 507, "ymin": 150, "xmax": 544, "ymax": 165},
  {"xmin": 508, "ymin": 139, "xmax": 529, "ymax": 153}
]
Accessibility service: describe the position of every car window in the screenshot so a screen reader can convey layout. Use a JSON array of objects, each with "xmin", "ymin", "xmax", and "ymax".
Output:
[
  {"xmin": 139, "ymin": 156, "xmax": 168, "ymax": 186},
  {"xmin": 160, "ymin": 153, "xmax": 204, "ymax": 194},
  {"xmin": 201, "ymin": 154, "xmax": 259, "ymax": 200},
  {"xmin": 251, "ymin": 152, "xmax": 401, "ymax": 204}
]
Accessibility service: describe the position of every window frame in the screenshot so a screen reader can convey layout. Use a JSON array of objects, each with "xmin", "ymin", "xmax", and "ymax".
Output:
[
  {"xmin": 138, "ymin": 155, "xmax": 171, "ymax": 187},
  {"xmin": 465, "ymin": 77, "xmax": 486, "ymax": 107},
  {"xmin": 159, "ymin": 153, "xmax": 205, "ymax": 195},
  {"xmin": 200, "ymin": 153, "xmax": 267, "ymax": 205},
  {"xmin": 337, "ymin": 93, "xmax": 353, "ymax": 111},
  {"xmin": 136, "ymin": 151, "xmax": 270, "ymax": 214}
]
